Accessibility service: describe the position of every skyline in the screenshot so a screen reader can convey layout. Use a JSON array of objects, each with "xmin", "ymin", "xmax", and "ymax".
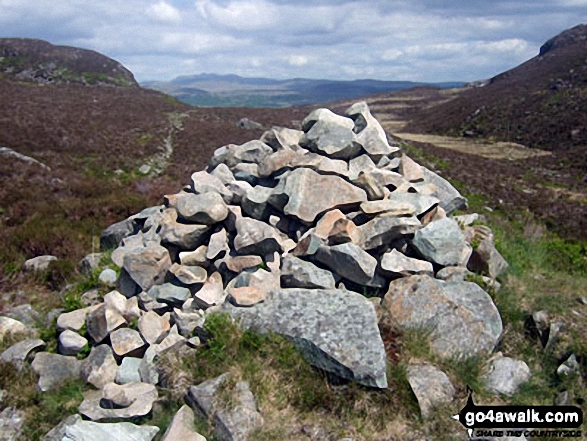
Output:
[{"xmin": 0, "ymin": 1, "xmax": 585, "ymax": 83}]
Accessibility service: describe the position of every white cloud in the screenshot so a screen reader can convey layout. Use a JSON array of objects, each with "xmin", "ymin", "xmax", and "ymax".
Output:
[
  {"xmin": 287, "ymin": 55, "xmax": 309, "ymax": 66},
  {"xmin": 146, "ymin": 1, "xmax": 182, "ymax": 23}
]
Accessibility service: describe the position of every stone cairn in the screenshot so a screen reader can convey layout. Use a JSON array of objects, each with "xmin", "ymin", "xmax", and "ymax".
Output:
[{"xmin": 2, "ymin": 103, "xmax": 519, "ymax": 440}]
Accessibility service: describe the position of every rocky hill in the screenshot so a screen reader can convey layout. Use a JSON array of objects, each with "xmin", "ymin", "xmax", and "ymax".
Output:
[
  {"xmin": 404, "ymin": 24, "xmax": 587, "ymax": 153},
  {"xmin": 0, "ymin": 38, "xmax": 138, "ymax": 87}
]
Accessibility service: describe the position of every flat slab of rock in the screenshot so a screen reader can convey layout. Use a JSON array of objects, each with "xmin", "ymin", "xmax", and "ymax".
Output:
[
  {"xmin": 148, "ymin": 283, "xmax": 191, "ymax": 307},
  {"xmin": 280, "ymin": 255, "xmax": 336, "ymax": 289},
  {"xmin": 79, "ymin": 382, "xmax": 158, "ymax": 422},
  {"xmin": 1, "ymin": 338, "xmax": 45, "ymax": 368},
  {"xmin": 484, "ymin": 353, "xmax": 531, "ymax": 396},
  {"xmin": 63, "ymin": 419, "xmax": 159, "ymax": 441},
  {"xmin": 315, "ymin": 243, "xmax": 379, "ymax": 286},
  {"xmin": 24, "ymin": 255, "xmax": 57, "ymax": 272},
  {"xmin": 407, "ymin": 363, "xmax": 455, "ymax": 418},
  {"xmin": 380, "ymin": 249, "xmax": 433, "ymax": 277},
  {"xmin": 383, "ymin": 275, "xmax": 502, "ymax": 359},
  {"xmin": 110, "ymin": 328, "xmax": 146, "ymax": 357},
  {"xmin": 278, "ymin": 168, "xmax": 366, "ymax": 223},
  {"xmin": 412, "ymin": 218, "xmax": 471, "ymax": 267},
  {"xmin": 345, "ymin": 102, "xmax": 398, "ymax": 157},
  {"xmin": 420, "ymin": 167, "xmax": 467, "ymax": 215},
  {"xmin": 358, "ymin": 215, "xmax": 420, "ymax": 250},
  {"xmin": 31, "ymin": 352, "xmax": 81, "ymax": 391},
  {"xmin": 223, "ymin": 288, "xmax": 388, "ymax": 388},
  {"xmin": 81, "ymin": 345, "xmax": 118, "ymax": 389}
]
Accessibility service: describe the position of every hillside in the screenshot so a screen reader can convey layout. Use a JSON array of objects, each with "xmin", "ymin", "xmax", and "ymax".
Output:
[
  {"xmin": 0, "ymin": 38, "xmax": 138, "ymax": 87},
  {"xmin": 144, "ymin": 73, "xmax": 464, "ymax": 108},
  {"xmin": 404, "ymin": 24, "xmax": 587, "ymax": 155}
]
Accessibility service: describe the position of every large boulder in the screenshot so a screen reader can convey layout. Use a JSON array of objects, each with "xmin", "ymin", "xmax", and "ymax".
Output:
[
  {"xmin": 79, "ymin": 382, "xmax": 158, "ymax": 422},
  {"xmin": 224, "ymin": 289, "xmax": 388, "ymax": 388},
  {"xmin": 31, "ymin": 353, "xmax": 81, "ymax": 391},
  {"xmin": 62, "ymin": 419, "xmax": 159, "ymax": 440},
  {"xmin": 383, "ymin": 275, "xmax": 502, "ymax": 358}
]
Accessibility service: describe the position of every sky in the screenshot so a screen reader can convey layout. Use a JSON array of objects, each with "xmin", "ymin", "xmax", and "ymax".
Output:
[{"xmin": 0, "ymin": 0, "xmax": 585, "ymax": 83}]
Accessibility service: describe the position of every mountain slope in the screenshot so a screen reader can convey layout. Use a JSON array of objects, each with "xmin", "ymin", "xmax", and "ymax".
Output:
[
  {"xmin": 404, "ymin": 24, "xmax": 587, "ymax": 153},
  {"xmin": 0, "ymin": 38, "xmax": 137, "ymax": 86},
  {"xmin": 144, "ymin": 73, "xmax": 464, "ymax": 108}
]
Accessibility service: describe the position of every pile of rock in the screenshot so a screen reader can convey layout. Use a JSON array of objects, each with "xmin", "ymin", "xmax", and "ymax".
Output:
[{"xmin": 2, "ymin": 102, "xmax": 521, "ymax": 440}]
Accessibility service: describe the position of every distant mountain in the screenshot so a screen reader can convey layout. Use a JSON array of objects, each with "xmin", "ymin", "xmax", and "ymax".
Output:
[
  {"xmin": 143, "ymin": 73, "xmax": 464, "ymax": 108},
  {"xmin": 405, "ymin": 24, "xmax": 587, "ymax": 152},
  {"xmin": 0, "ymin": 38, "xmax": 137, "ymax": 87}
]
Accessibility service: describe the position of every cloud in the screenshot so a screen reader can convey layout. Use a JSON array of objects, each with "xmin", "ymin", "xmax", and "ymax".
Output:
[
  {"xmin": 146, "ymin": 1, "xmax": 182, "ymax": 23},
  {"xmin": 0, "ymin": 0, "xmax": 583, "ymax": 82}
]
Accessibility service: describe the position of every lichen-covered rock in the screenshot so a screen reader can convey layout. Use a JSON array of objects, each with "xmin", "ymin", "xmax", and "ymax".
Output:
[
  {"xmin": 224, "ymin": 289, "xmax": 388, "ymax": 388},
  {"xmin": 412, "ymin": 218, "xmax": 472, "ymax": 267},
  {"xmin": 31, "ymin": 352, "xmax": 81, "ymax": 391},
  {"xmin": 407, "ymin": 363, "xmax": 455, "ymax": 418},
  {"xmin": 280, "ymin": 255, "xmax": 336, "ymax": 289},
  {"xmin": 483, "ymin": 353, "xmax": 531, "ymax": 396}
]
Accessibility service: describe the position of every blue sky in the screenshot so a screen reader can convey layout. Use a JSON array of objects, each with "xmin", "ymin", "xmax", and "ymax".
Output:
[{"xmin": 0, "ymin": 0, "xmax": 585, "ymax": 83}]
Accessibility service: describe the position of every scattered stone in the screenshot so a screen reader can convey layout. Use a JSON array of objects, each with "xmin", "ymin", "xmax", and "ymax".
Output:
[
  {"xmin": 281, "ymin": 255, "xmax": 336, "ymax": 289},
  {"xmin": 224, "ymin": 288, "xmax": 388, "ymax": 388},
  {"xmin": 467, "ymin": 225, "xmax": 508, "ymax": 278},
  {"xmin": 383, "ymin": 276, "xmax": 502, "ymax": 358},
  {"xmin": 31, "ymin": 352, "xmax": 81, "ymax": 391},
  {"xmin": 79, "ymin": 382, "xmax": 158, "ymax": 422},
  {"xmin": 557, "ymin": 354, "xmax": 580, "ymax": 376},
  {"xmin": 407, "ymin": 363, "xmax": 455, "ymax": 418},
  {"xmin": 57, "ymin": 307, "xmax": 97, "ymax": 332},
  {"xmin": 63, "ymin": 418, "xmax": 159, "ymax": 440},
  {"xmin": 43, "ymin": 414, "xmax": 82, "ymax": 441},
  {"xmin": 545, "ymin": 321, "xmax": 565, "ymax": 352},
  {"xmin": 110, "ymin": 328, "xmax": 146, "ymax": 358},
  {"xmin": 78, "ymin": 253, "xmax": 103, "ymax": 276},
  {"xmin": 358, "ymin": 215, "xmax": 420, "ymax": 250},
  {"xmin": 161, "ymin": 405, "xmax": 206, "ymax": 441},
  {"xmin": 24, "ymin": 255, "xmax": 57, "ymax": 272},
  {"xmin": 81, "ymin": 345, "xmax": 118, "ymax": 389},
  {"xmin": 0, "ymin": 407, "xmax": 25, "ymax": 440},
  {"xmin": 237, "ymin": 117, "xmax": 263, "ymax": 131},
  {"xmin": 0, "ymin": 316, "xmax": 28, "ymax": 340},
  {"xmin": 420, "ymin": 167, "xmax": 467, "ymax": 215},
  {"xmin": 359, "ymin": 199, "xmax": 416, "ymax": 216},
  {"xmin": 98, "ymin": 269, "xmax": 118, "ymax": 286},
  {"xmin": 58, "ymin": 330, "xmax": 88, "ymax": 356},
  {"xmin": 138, "ymin": 311, "xmax": 170, "ymax": 345},
  {"xmin": 115, "ymin": 357, "xmax": 143, "ymax": 385},
  {"xmin": 484, "ymin": 353, "xmax": 531, "ymax": 396},
  {"xmin": 1, "ymin": 338, "xmax": 45, "ymax": 368},
  {"xmin": 139, "ymin": 164, "xmax": 151, "ymax": 175},
  {"xmin": 100, "ymin": 218, "xmax": 136, "ymax": 250},
  {"xmin": 190, "ymin": 170, "xmax": 233, "ymax": 203},
  {"xmin": 172, "ymin": 308, "xmax": 205, "ymax": 337},
  {"xmin": 380, "ymin": 249, "xmax": 434, "ymax": 277},
  {"xmin": 412, "ymin": 218, "xmax": 472, "ymax": 267}
]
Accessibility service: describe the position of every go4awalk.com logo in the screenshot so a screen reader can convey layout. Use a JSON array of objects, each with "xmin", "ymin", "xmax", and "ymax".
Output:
[{"xmin": 453, "ymin": 392, "xmax": 583, "ymax": 439}]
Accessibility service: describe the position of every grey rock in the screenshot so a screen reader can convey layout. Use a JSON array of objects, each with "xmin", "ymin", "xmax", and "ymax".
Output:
[
  {"xmin": 24, "ymin": 255, "xmax": 57, "ymax": 272},
  {"xmin": 122, "ymin": 244, "xmax": 171, "ymax": 292},
  {"xmin": 261, "ymin": 126, "xmax": 304, "ymax": 151},
  {"xmin": 380, "ymin": 249, "xmax": 433, "ymax": 277},
  {"xmin": 234, "ymin": 217, "xmax": 283, "ymax": 256},
  {"xmin": 161, "ymin": 405, "xmax": 206, "ymax": 441},
  {"xmin": 0, "ymin": 407, "xmax": 25, "ymax": 441},
  {"xmin": 233, "ymin": 140, "xmax": 273, "ymax": 164},
  {"xmin": 63, "ymin": 419, "xmax": 159, "ymax": 440},
  {"xmin": 315, "ymin": 243, "xmax": 379, "ymax": 286},
  {"xmin": 557, "ymin": 354, "xmax": 580, "ymax": 376},
  {"xmin": 348, "ymin": 154, "xmax": 376, "ymax": 180},
  {"xmin": 194, "ymin": 272, "xmax": 226, "ymax": 308},
  {"xmin": 179, "ymin": 246, "xmax": 209, "ymax": 267},
  {"xmin": 190, "ymin": 170, "xmax": 233, "ymax": 203},
  {"xmin": 160, "ymin": 211, "xmax": 211, "ymax": 250},
  {"xmin": 98, "ymin": 269, "xmax": 117, "ymax": 286},
  {"xmin": 301, "ymin": 110, "xmax": 360, "ymax": 159},
  {"xmin": 176, "ymin": 192, "xmax": 229, "ymax": 225},
  {"xmin": 186, "ymin": 373, "xmax": 229, "ymax": 420},
  {"xmin": 86, "ymin": 304, "xmax": 126, "ymax": 343},
  {"xmin": 286, "ymin": 169, "xmax": 366, "ymax": 223},
  {"xmin": 100, "ymin": 218, "xmax": 136, "ymax": 250},
  {"xmin": 81, "ymin": 345, "xmax": 118, "ymax": 389},
  {"xmin": 241, "ymin": 185, "xmax": 275, "ymax": 220},
  {"xmin": 79, "ymin": 382, "xmax": 158, "ymax": 422},
  {"xmin": 223, "ymin": 288, "xmax": 388, "ymax": 388},
  {"xmin": 210, "ymin": 163, "xmax": 236, "ymax": 185},
  {"xmin": 383, "ymin": 275, "xmax": 503, "ymax": 358},
  {"xmin": 31, "ymin": 352, "xmax": 81, "ymax": 391},
  {"xmin": 57, "ymin": 306, "xmax": 99, "ymax": 332},
  {"xmin": 281, "ymin": 255, "xmax": 336, "ymax": 289},
  {"xmin": 413, "ymin": 218, "xmax": 472, "ymax": 267},
  {"xmin": 435, "ymin": 266, "xmax": 473, "ymax": 282},
  {"xmin": 172, "ymin": 308, "xmax": 205, "ymax": 337},
  {"xmin": 359, "ymin": 199, "xmax": 416, "ymax": 217},
  {"xmin": 138, "ymin": 311, "xmax": 170, "ymax": 345},
  {"xmin": 420, "ymin": 167, "xmax": 467, "ymax": 215},
  {"xmin": 148, "ymin": 283, "xmax": 191, "ymax": 307},
  {"xmin": 207, "ymin": 229, "xmax": 229, "ymax": 260},
  {"xmin": 139, "ymin": 164, "xmax": 151, "ymax": 174},
  {"xmin": 385, "ymin": 192, "xmax": 439, "ymax": 216},
  {"xmin": 407, "ymin": 363, "xmax": 455, "ymax": 418},
  {"xmin": 0, "ymin": 316, "xmax": 28, "ymax": 340},
  {"xmin": 110, "ymin": 328, "xmax": 146, "ymax": 358},
  {"xmin": 345, "ymin": 102, "xmax": 398, "ymax": 157},
  {"xmin": 1, "ymin": 338, "xmax": 45, "ymax": 368},
  {"xmin": 5, "ymin": 304, "xmax": 40, "ymax": 327},
  {"xmin": 467, "ymin": 225, "xmax": 508, "ymax": 278},
  {"xmin": 484, "ymin": 353, "xmax": 531, "ymax": 396},
  {"xmin": 115, "ymin": 357, "xmax": 143, "ymax": 385},
  {"xmin": 43, "ymin": 414, "xmax": 81, "ymax": 441},
  {"xmin": 78, "ymin": 253, "xmax": 103, "ymax": 276},
  {"xmin": 545, "ymin": 321, "xmax": 565, "ymax": 351},
  {"xmin": 358, "ymin": 215, "xmax": 420, "ymax": 250},
  {"xmin": 169, "ymin": 264, "xmax": 207, "ymax": 286},
  {"xmin": 236, "ymin": 117, "xmax": 262, "ymax": 130},
  {"xmin": 58, "ymin": 331, "xmax": 88, "ymax": 356}
]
